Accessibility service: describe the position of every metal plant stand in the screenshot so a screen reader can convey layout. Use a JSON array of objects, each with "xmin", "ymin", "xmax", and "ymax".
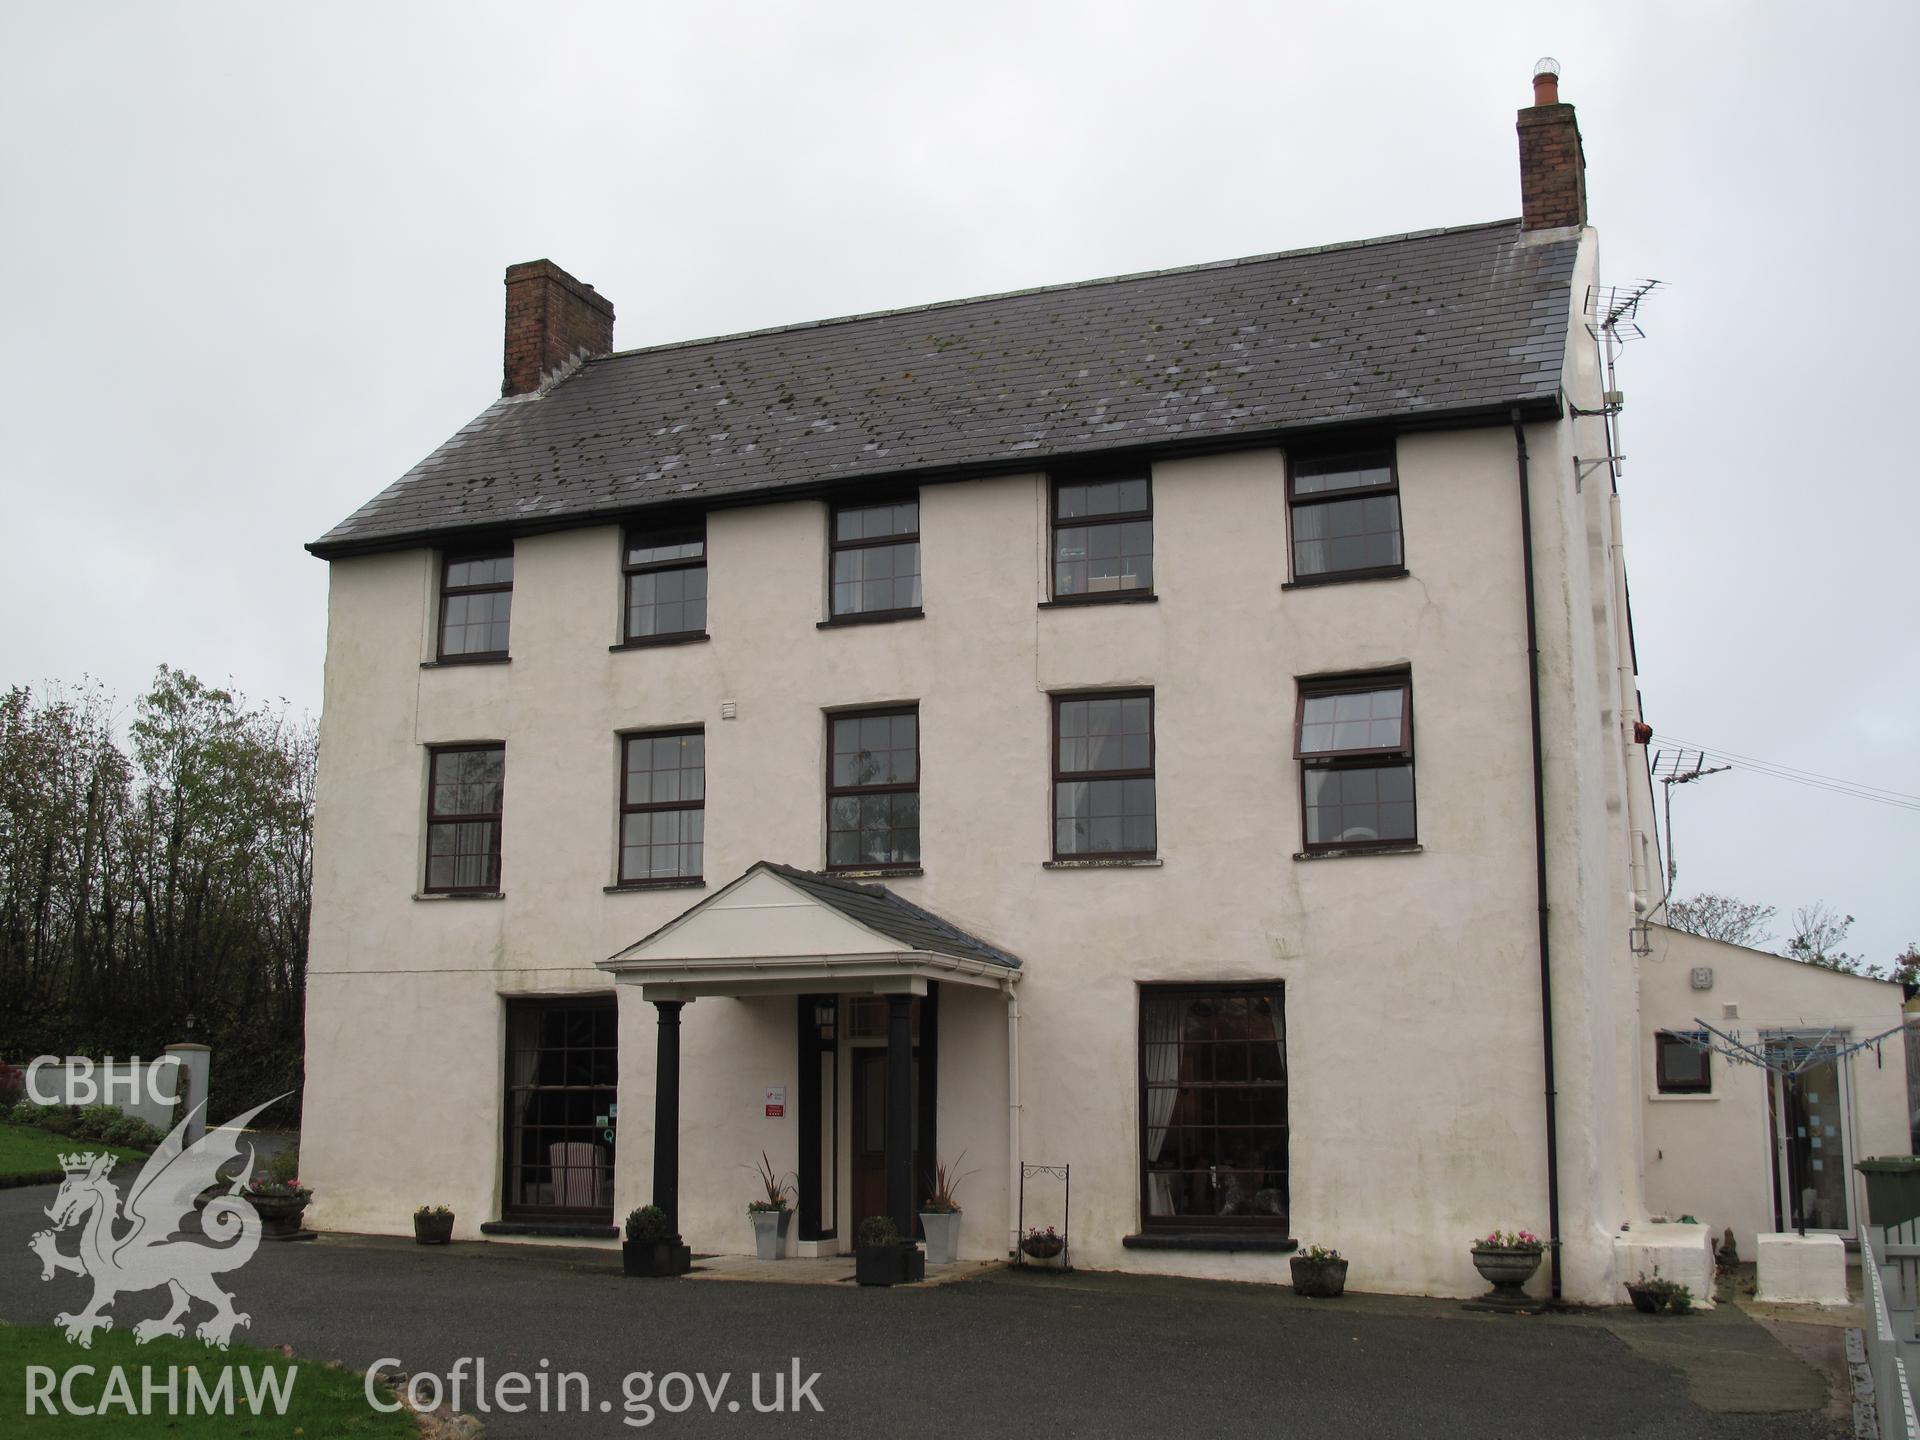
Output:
[{"xmin": 1016, "ymin": 1162, "xmax": 1071, "ymax": 1271}]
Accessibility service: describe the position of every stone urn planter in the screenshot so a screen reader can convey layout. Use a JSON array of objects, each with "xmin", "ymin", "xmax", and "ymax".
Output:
[
  {"xmin": 1470, "ymin": 1242, "xmax": 1544, "ymax": 1304},
  {"xmin": 247, "ymin": 1191, "xmax": 311, "ymax": 1241},
  {"xmin": 413, "ymin": 1208, "xmax": 455, "ymax": 1245},
  {"xmin": 920, "ymin": 1210, "xmax": 961, "ymax": 1266},
  {"xmin": 1290, "ymin": 1252, "xmax": 1349, "ymax": 1298},
  {"xmin": 749, "ymin": 1206, "xmax": 792, "ymax": 1261}
]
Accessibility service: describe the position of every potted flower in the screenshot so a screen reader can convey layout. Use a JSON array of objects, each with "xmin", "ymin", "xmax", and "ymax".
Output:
[
  {"xmin": 1290, "ymin": 1243, "xmax": 1348, "ymax": 1298},
  {"xmin": 1020, "ymin": 1225, "xmax": 1065, "ymax": 1261},
  {"xmin": 919, "ymin": 1153, "xmax": 973, "ymax": 1266},
  {"xmin": 1470, "ymin": 1229, "xmax": 1546, "ymax": 1303},
  {"xmin": 623, "ymin": 1205, "xmax": 691, "ymax": 1278},
  {"xmin": 855, "ymin": 1215, "xmax": 925, "ymax": 1287},
  {"xmin": 245, "ymin": 1174, "xmax": 313, "ymax": 1240},
  {"xmin": 1626, "ymin": 1268, "xmax": 1693, "ymax": 1316},
  {"xmin": 745, "ymin": 1151, "xmax": 794, "ymax": 1261},
  {"xmin": 413, "ymin": 1204, "xmax": 455, "ymax": 1245}
]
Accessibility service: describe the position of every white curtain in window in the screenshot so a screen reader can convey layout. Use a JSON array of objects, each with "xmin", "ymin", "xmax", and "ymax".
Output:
[
  {"xmin": 1293, "ymin": 504, "xmax": 1329, "ymax": 576},
  {"xmin": 1144, "ymin": 997, "xmax": 1182, "ymax": 1216}
]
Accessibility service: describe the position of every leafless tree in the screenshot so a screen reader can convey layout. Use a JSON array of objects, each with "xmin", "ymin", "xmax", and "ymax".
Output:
[{"xmin": 1662, "ymin": 892, "xmax": 1777, "ymax": 949}]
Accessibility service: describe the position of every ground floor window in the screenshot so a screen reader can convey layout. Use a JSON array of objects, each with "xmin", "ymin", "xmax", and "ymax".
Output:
[
  {"xmin": 503, "ymin": 995, "xmax": 618, "ymax": 1220},
  {"xmin": 1140, "ymin": 984, "xmax": 1288, "ymax": 1229},
  {"xmin": 1655, "ymin": 1029, "xmax": 1710, "ymax": 1094}
]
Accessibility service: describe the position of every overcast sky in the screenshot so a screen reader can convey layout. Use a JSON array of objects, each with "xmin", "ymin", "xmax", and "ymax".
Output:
[{"xmin": 2, "ymin": 1, "xmax": 1913, "ymax": 965}]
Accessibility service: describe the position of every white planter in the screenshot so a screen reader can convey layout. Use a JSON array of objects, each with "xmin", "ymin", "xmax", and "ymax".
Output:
[
  {"xmin": 920, "ymin": 1210, "xmax": 961, "ymax": 1265},
  {"xmin": 750, "ymin": 1209, "xmax": 791, "ymax": 1260}
]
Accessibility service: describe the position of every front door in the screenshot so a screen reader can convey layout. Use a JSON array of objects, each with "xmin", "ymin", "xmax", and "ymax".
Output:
[
  {"xmin": 851, "ymin": 1049, "xmax": 919, "ymax": 1232},
  {"xmin": 1771, "ymin": 1043, "xmax": 1856, "ymax": 1234}
]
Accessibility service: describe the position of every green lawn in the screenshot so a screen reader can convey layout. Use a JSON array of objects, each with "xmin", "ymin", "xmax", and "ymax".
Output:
[
  {"xmin": 0, "ymin": 1326, "xmax": 413, "ymax": 1436},
  {"xmin": 0, "ymin": 1124, "xmax": 149, "ymax": 1184}
]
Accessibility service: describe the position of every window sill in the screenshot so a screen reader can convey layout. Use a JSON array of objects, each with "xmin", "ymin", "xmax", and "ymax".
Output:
[
  {"xmin": 479, "ymin": 1219, "xmax": 618, "ymax": 1240},
  {"xmin": 610, "ymin": 633, "xmax": 710, "ymax": 652},
  {"xmin": 1122, "ymin": 1232, "xmax": 1298, "ymax": 1255},
  {"xmin": 413, "ymin": 891, "xmax": 505, "ymax": 901},
  {"xmin": 605, "ymin": 879, "xmax": 707, "ymax": 893},
  {"xmin": 1648, "ymin": 1092, "xmax": 1718, "ymax": 1103},
  {"xmin": 1292, "ymin": 845, "xmax": 1423, "ymax": 862},
  {"xmin": 1043, "ymin": 857, "xmax": 1163, "ymax": 870},
  {"xmin": 1281, "ymin": 568, "xmax": 1410, "ymax": 591},
  {"xmin": 1038, "ymin": 592, "xmax": 1158, "ymax": 610},
  {"xmin": 420, "ymin": 655, "xmax": 511, "ymax": 669},
  {"xmin": 825, "ymin": 867, "xmax": 924, "ymax": 880},
  {"xmin": 816, "ymin": 609, "xmax": 925, "ymax": 629}
]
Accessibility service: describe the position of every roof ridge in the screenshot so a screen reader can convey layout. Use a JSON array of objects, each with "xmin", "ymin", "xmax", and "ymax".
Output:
[{"xmin": 582, "ymin": 217, "xmax": 1524, "ymax": 368}]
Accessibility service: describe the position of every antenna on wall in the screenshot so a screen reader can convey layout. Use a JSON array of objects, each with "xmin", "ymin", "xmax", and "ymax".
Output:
[
  {"xmin": 1572, "ymin": 280, "xmax": 1663, "ymax": 490},
  {"xmin": 1651, "ymin": 748, "xmax": 1729, "ymax": 892}
]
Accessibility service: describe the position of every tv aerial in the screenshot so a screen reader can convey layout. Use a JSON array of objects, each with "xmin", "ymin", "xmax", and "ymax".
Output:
[{"xmin": 1651, "ymin": 747, "xmax": 1729, "ymax": 893}]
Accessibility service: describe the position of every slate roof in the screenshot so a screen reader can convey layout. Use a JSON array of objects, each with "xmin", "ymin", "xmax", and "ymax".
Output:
[
  {"xmin": 311, "ymin": 219, "xmax": 1580, "ymax": 558},
  {"xmin": 761, "ymin": 863, "xmax": 1022, "ymax": 970}
]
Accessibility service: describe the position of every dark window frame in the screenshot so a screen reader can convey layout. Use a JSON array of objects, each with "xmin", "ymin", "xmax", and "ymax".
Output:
[
  {"xmin": 1051, "ymin": 689, "xmax": 1157, "ymax": 861},
  {"xmin": 500, "ymin": 994, "xmax": 619, "ymax": 1222},
  {"xmin": 1136, "ymin": 981, "xmax": 1289, "ymax": 1232},
  {"xmin": 827, "ymin": 495, "xmax": 923, "ymax": 623},
  {"xmin": 437, "ymin": 549, "xmax": 514, "ymax": 661},
  {"xmin": 1286, "ymin": 449, "xmax": 1404, "ymax": 584},
  {"xmin": 616, "ymin": 728, "xmax": 705, "ymax": 887},
  {"xmin": 1049, "ymin": 473, "xmax": 1155, "ymax": 604},
  {"xmin": 621, "ymin": 517, "xmax": 708, "ymax": 646},
  {"xmin": 1655, "ymin": 1030, "xmax": 1711, "ymax": 1094},
  {"xmin": 424, "ymin": 742, "xmax": 505, "ymax": 894},
  {"xmin": 1294, "ymin": 674, "xmax": 1416, "ymax": 854},
  {"xmin": 824, "ymin": 704, "xmax": 922, "ymax": 873}
]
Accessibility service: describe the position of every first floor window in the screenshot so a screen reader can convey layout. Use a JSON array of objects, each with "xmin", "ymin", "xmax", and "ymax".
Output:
[
  {"xmin": 438, "ymin": 551, "xmax": 513, "ymax": 658},
  {"xmin": 827, "ymin": 707, "xmax": 920, "ymax": 869},
  {"xmin": 425, "ymin": 744, "xmax": 505, "ymax": 892},
  {"xmin": 1295, "ymin": 675, "xmax": 1415, "ymax": 851},
  {"xmin": 1288, "ymin": 450, "xmax": 1402, "ymax": 581},
  {"xmin": 503, "ymin": 996, "xmax": 617, "ymax": 1218},
  {"xmin": 1655, "ymin": 1030, "xmax": 1710, "ymax": 1094},
  {"xmin": 830, "ymin": 497, "xmax": 921, "ymax": 618},
  {"xmin": 1141, "ymin": 985, "xmax": 1288, "ymax": 1228},
  {"xmin": 1054, "ymin": 691, "xmax": 1155, "ymax": 858},
  {"xmin": 623, "ymin": 518, "xmax": 707, "ymax": 642},
  {"xmin": 619, "ymin": 730, "xmax": 704, "ymax": 883}
]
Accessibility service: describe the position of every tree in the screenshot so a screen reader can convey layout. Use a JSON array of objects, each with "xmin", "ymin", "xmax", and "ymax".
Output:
[
  {"xmin": 1784, "ymin": 902, "xmax": 1865, "ymax": 974},
  {"xmin": 1663, "ymin": 892, "xmax": 1776, "ymax": 949},
  {"xmin": 1886, "ymin": 944, "xmax": 1920, "ymax": 992}
]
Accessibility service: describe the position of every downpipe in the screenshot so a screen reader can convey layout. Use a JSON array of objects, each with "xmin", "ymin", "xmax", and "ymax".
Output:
[
  {"xmin": 1006, "ymin": 983, "xmax": 1022, "ymax": 1258},
  {"xmin": 1513, "ymin": 409, "xmax": 1563, "ymax": 1300}
]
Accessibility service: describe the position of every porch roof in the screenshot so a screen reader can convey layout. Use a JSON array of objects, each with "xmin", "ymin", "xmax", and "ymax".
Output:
[{"xmin": 598, "ymin": 861, "xmax": 1022, "ymax": 1000}]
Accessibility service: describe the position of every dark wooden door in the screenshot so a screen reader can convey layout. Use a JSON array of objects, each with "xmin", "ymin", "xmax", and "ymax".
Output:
[{"xmin": 851, "ymin": 1049, "xmax": 919, "ymax": 1232}]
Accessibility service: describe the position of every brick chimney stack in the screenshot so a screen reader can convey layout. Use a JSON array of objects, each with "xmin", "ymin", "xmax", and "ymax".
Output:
[
  {"xmin": 502, "ymin": 260, "xmax": 615, "ymax": 397},
  {"xmin": 1517, "ymin": 58, "xmax": 1587, "ymax": 232}
]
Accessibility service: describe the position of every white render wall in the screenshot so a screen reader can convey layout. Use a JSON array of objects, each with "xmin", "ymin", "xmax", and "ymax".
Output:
[{"xmin": 302, "ymin": 224, "xmax": 1738, "ymax": 1301}]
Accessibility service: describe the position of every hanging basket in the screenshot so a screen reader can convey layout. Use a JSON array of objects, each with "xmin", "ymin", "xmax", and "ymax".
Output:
[{"xmin": 1020, "ymin": 1233, "xmax": 1065, "ymax": 1261}]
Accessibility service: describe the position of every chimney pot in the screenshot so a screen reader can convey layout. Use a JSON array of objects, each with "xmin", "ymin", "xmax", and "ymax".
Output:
[
  {"xmin": 1531, "ymin": 57, "xmax": 1560, "ymax": 107},
  {"xmin": 502, "ymin": 259, "xmax": 615, "ymax": 397}
]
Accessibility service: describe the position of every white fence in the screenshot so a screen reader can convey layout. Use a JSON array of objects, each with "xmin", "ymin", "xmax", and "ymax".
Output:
[{"xmin": 1863, "ymin": 1222, "xmax": 1920, "ymax": 1440}]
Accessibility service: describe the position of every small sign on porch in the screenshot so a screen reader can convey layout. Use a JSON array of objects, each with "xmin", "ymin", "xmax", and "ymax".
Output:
[{"xmin": 764, "ymin": 1085, "xmax": 786, "ymax": 1118}]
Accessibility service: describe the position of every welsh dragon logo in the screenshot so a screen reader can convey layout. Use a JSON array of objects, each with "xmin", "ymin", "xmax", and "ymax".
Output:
[{"xmin": 28, "ymin": 1096, "xmax": 286, "ymax": 1349}]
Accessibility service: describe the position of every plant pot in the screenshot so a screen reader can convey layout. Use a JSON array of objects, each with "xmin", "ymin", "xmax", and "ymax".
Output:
[
  {"xmin": 1470, "ymin": 1245, "xmax": 1543, "ymax": 1302},
  {"xmin": 920, "ymin": 1210, "xmax": 961, "ymax": 1265},
  {"xmin": 1625, "ymin": 1283, "xmax": 1660, "ymax": 1315},
  {"xmin": 1020, "ymin": 1234, "xmax": 1065, "ymax": 1261},
  {"xmin": 413, "ymin": 1211, "xmax": 455, "ymax": 1245},
  {"xmin": 1290, "ymin": 1255, "xmax": 1349, "ymax": 1298},
  {"xmin": 750, "ymin": 1208, "xmax": 792, "ymax": 1260},
  {"xmin": 247, "ymin": 1192, "xmax": 310, "ymax": 1240},
  {"xmin": 855, "ymin": 1242, "xmax": 925, "ymax": 1287},
  {"xmin": 623, "ymin": 1238, "xmax": 692, "ymax": 1278}
]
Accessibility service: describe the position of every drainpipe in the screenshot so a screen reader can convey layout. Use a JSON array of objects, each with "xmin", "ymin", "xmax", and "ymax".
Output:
[
  {"xmin": 1513, "ymin": 409, "xmax": 1563, "ymax": 1300},
  {"xmin": 1006, "ymin": 983, "xmax": 1022, "ymax": 1259}
]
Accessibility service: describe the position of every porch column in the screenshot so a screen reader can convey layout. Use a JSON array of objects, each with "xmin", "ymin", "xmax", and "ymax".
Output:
[
  {"xmin": 886, "ymin": 994, "xmax": 914, "ymax": 1241},
  {"xmin": 652, "ymin": 1000, "xmax": 685, "ymax": 1237}
]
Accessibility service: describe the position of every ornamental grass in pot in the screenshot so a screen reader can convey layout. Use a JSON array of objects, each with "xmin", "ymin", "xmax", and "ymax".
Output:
[
  {"xmin": 919, "ymin": 1153, "xmax": 973, "ymax": 1266},
  {"xmin": 745, "ymin": 1151, "xmax": 794, "ymax": 1261}
]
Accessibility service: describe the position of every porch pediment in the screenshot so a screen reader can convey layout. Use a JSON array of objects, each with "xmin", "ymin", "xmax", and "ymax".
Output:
[{"xmin": 598, "ymin": 862, "xmax": 1022, "ymax": 1000}]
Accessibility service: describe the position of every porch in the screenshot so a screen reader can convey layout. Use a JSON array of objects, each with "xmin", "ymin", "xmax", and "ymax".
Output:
[{"xmin": 597, "ymin": 861, "xmax": 1023, "ymax": 1251}]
